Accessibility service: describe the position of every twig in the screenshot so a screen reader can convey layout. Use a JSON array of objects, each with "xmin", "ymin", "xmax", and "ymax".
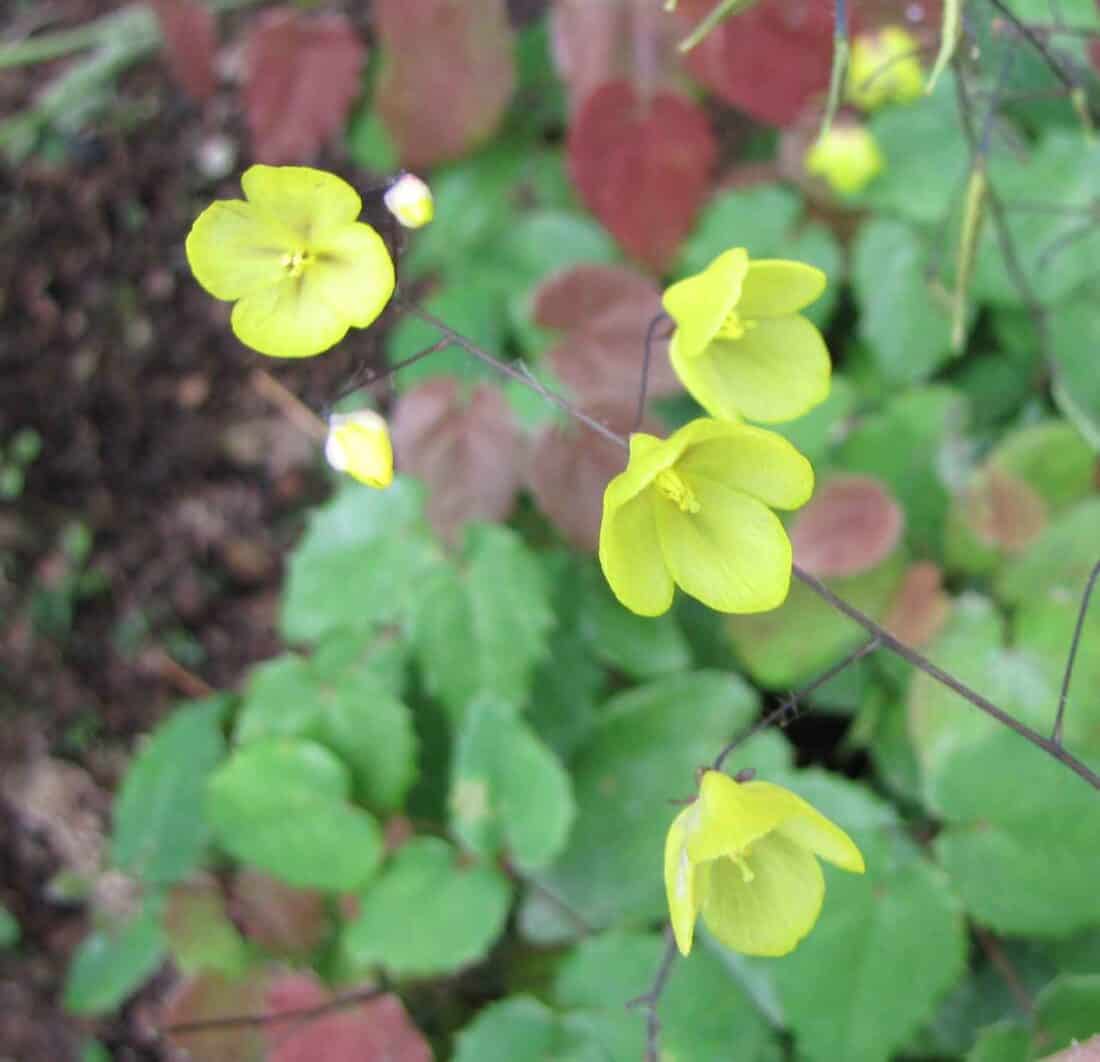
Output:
[
  {"xmin": 164, "ymin": 983, "xmax": 387, "ymax": 1036},
  {"xmin": 146, "ymin": 648, "xmax": 214, "ymax": 699},
  {"xmin": 625, "ymin": 928, "xmax": 679, "ymax": 1062},
  {"xmin": 633, "ymin": 313, "xmax": 669, "ymax": 434},
  {"xmin": 988, "ymin": 0, "xmax": 1082, "ymax": 97},
  {"xmin": 251, "ymin": 370, "xmax": 327, "ymax": 442},
  {"xmin": 1052, "ymin": 559, "xmax": 1100, "ymax": 745},
  {"xmin": 974, "ymin": 928, "xmax": 1035, "ymax": 1016}
]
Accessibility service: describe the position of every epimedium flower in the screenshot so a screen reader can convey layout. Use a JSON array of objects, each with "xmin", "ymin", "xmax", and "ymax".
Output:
[
  {"xmin": 847, "ymin": 26, "xmax": 924, "ymax": 111},
  {"xmin": 805, "ymin": 122, "xmax": 885, "ymax": 197},
  {"xmin": 599, "ymin": 418, "xmax": 813, "ymax": 617},
  {"xmin": 663, "ymin": 249, "xmax": 831, "ymax": 424},
  {"xmin": 186, "ymin": 165, "xmax": 395, "ymax": 359},
  {"xmin": 665, "ymin": 770, "xmax": 865, "ymax": 957},
  {"xmin": 384, "ymin": 172, "xmax": 434, "ymax": 229},
  {"xmin": 324, "ymin": 409, "xmax": 393, "ymax": 489}
]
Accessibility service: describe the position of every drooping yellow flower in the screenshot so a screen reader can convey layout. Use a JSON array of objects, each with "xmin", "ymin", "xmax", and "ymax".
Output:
[
  {"xmin": 664, "ymin": 770, "xmax": 865, "ymax": 957},
  {"xmin": 598, "ymin": 418, "xmax": 813, "ymax": 617},
  {"xmin": 847, "ymin": 26, "xmax": 924, "ymax": 111},
  {"xmin": 384, "ymin": 173, "xmax": 434, "ymax": 229},
  {"xmin": 663, "ymin": 250, "xmax": 830, "ymax": 424},
  {"xmin": 324, "ymin": 410, "xmax": 393, "ymax": 489},
  {"xmin": 805, "ymin": 123, "xmax": 885, "ymax": 196},
  {"xmin": 186, "ymin": 165, "xmax": 395, "ymax": 359}
]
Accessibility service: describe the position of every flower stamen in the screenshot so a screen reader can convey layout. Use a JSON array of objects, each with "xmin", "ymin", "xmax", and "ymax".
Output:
[
  {"xmin": 716, "ymin": 309, "xmax": 756, "ymax": 341},
  {"xmin": 280, "ymin": 249, "xmax": 312, "ymax": 277},
  {"xmin": 656, "ymin": 469, "xmax": 700, "ymax": 513}
]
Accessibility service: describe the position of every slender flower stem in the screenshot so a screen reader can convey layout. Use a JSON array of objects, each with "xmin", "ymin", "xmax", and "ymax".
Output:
[{"xmin": 1052, "ymin": 559, "xmax": 1100, "ymax": 746}]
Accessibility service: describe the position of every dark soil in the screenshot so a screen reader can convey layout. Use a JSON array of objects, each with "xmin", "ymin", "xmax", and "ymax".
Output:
[{"xmin": 0, "ymin": 9, "xmax": 396, "ymax": 1056}]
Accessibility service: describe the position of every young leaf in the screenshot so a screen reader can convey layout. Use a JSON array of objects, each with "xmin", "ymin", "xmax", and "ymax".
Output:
[
  {"xmin": 243, "ymin": 8, "xmax": 365, "ymax": 163},
  {"xmin": 373, "ymin": 0, "xmax": 515, "ymax": 168},
  {"xmin": 150, "ymin": 0, "xmax": 217, "ymax": 102},
  {"xmin": 161, "ymin": 970, "xmax": 269, "ymax": 1062},
  {"xmin": 567, "ymin": 81, "xmax": 716, "ymax": 272},
  {"xmin": 233, "ymin": 870, "xmax": 327, "ymax": 958}
]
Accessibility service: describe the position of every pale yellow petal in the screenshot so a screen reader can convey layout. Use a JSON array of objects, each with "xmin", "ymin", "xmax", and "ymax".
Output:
[
  {"xmin": 231, "ymin": 275, "xmax": 348, "ymax": 359},
  {"xmin": 662, "ymin": 248, "xmax": 749, "ymax": 361},
  {"xmin": 687, "ymin": 770, "xmax": 794, "ymax": 864},
  {"xmin": 665, "ymin": 809, "xmax": 705, "ymax": 956},
  {"xmin": 598, "ymin": 489, "xmax": 674, "ymax": 617},
  {"xmin": 242, "ymin": 165, "xmax": 363, "ymax": 239},
  {"xmin": 311, "ymin": 222, "xmax": 395, "ymax": 328},
  {"xmin": 739, "ymin": 260, "xmax": 827, "ymax": 318},
  {"xmin": 185, "ymin": 200, "xmax": 290, "ymax": 301}
]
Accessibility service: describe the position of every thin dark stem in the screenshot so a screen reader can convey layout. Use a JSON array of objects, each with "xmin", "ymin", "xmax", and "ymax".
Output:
[
  {"xmin": 1052, "ymin": 559, "xmax": 1100, "ymax": 746},
  {"xmin": 988, "ymin": 0, "xmax": 1080, "ymax": 96},
  {"xmin": 793, "ymin": 566, "xmax": 1100, "ymax": 790},
  {"xmin": 625, "ymin": 928, "xmax": 679, "ymax": 1062},
  {"xmin": 506, "ymin": 861, "xmax": 593, "ymax": 937},
  {"xmin": 712, "ymin": 636, "xmax": 881, "ymax": 772},
  {"xmin": 974, "ymin": 928, "xmax": 1035, "ymax": 1016},
  {"xmin": 164, "ymin": 983, "xmax": 387, "ymax": 1036},
  {"xmin": 633, "ymin": 313, "xmax": 669, "ymax": 434}
]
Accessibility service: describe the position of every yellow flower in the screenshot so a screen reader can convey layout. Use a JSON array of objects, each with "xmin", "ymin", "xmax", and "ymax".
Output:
[
  {"xmin": 384, "ymin": 173, "xmax": 434, "ymax": 229},
  {"xmin": 805, "ymin": 123, "xmax": 885, "ymax": 196},
  {"xmin": 598, "ymin": 418, "xmax": 813, "ymax": 617},
  {"xmin": 847, "ymin": 26, "xmax": 924, "ymax": 111},
  {"xmin": 664, "ymin": 770, "xmax": 865, "ymax": 957},
  {"xmin": 324, "ymin": 410, "xmax": 393, "ymax": 489},
  {"xmin": 186, "ymin": 165, "xmax": 395, "ymax": 359},
  {"xmin": 663, "ymin": 250, "xmax": 830, "ymax": 424}
]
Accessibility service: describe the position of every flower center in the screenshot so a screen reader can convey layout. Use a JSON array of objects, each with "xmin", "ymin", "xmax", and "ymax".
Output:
[
  {"xmin": 656, "ymin": 469, "xmax": 700, "ymax": 513},
  {"xmin": 715, "ymin": 309, "xmax": 756, "ymax": 341},
  {"xmin": 280, "ymin": 248, "xmax": 313, "ymax": 278}
]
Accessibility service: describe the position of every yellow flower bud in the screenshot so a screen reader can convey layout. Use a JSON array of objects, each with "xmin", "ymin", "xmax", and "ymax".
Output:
[
  {"xmin": 324, "ymin": 410, "xmax": 394, "ymax": 489},
  {"xmin": 805, "ymin": 123, "xmax": 884, "ymax": 196},
  {"xmin": 383, "ymin": 173, "xmax": 434, "ymax": 229},
  {"xmin": 847, "ymin": 26, "xmax": 924, "ymax": 111}
]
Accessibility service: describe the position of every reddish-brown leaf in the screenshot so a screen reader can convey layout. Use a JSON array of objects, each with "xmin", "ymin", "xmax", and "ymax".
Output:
[
  {"xmin": 161, "ymin": 971, "xmax": 269, "ymax": 1062},
  {"xmin": 373, "ymin": 0, "xmax": 515, "ymax": 168},
  {"xmin": 963, "ymin": 466, "xmax": 1048, "ymax": 553},
  {"xmin": 242, "ymin": 8, "xmax": 365, "ymax": 164},
  {"xmin": 233, "ymin": 870, "xmax": 327, "ymax": 958},
  {"xmin": 150, "ymin": 0, "xmax": 217, "ymax": 102},
  {"xmin": 534, "ymin": 264, "xmax": 681, "ymax": 405},
  {"xmin": 790, "ymin": 475, "xmax": 904, "ymax": 578},
  {"xmin": 391, "ymin": 379, "xmax": 522, "ymax": 544},
  {"xmin": 884, "ymin": 562, "xmax": 951, "ymax": 648},
  {"xmin": 527, "ymin": 402, "xmax": 660, "ymax": 552},
  {"xmin": 265, "ymin": 973, "xmax": 431, "ymax": 1062},
  {"xmin": 675, "ymin": 0, "xmax": 835, "ymax": 127},
  {"xmin": 567, "ymin": 80, "xmax": 716, "ymax": 271}
]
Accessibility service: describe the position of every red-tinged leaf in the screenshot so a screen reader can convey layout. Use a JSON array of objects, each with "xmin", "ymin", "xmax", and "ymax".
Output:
[
  {"xmin": 233, "ymin": 870, "xmax": 326, "ymax": 958},
  {"xmin": 963, "ymin": 466, "xmax": 1048, "ymax": 553},
  {"xmin": 373, "ymin": 0, "xmax": 515, "ymax": 168},
  {"xmin": 164, "ymin": 876, "xmax": 247, "ymax": 975},
  {"xmin": 884, "ymin": 562, "xmax": 951, "ymax": 648},
  {"xmin": 527, "ymin": 402, "xmax": 660, "ymax": 552},
  {"xmin": 567, "ymin": 80, "xmax": 716, "ymax": 271},
  {"xmin": 243, "ymin": 8, "xmax": 365, "ymax": 164},
  {"xmin": 550, "ymin": 0, "xmax": 679, "ymax": 111},
  {"xmin": 391, "ymin": 379, "xmax": 522, "ymax": 544},
  {"xmin": 265, "ymin": 973, "xmax": 431, "ymax": 1062},
  {"xmin": 161, "ymin": 971, "xmax": 269, "ymax": 1062},
  {"xmin": 150, "ymin": 0, "xmax": 217, "ymax": 102},
  {"xmin": 676, "ymin": 0, "xmax": 835, "ymax": 127},
  {"xmin": 534, "ymin": 264, "xmax": 681, "ymax": 404},
  {"xmin": 790, "ymin": 475, "xmax": 904, "ymax": 578}
]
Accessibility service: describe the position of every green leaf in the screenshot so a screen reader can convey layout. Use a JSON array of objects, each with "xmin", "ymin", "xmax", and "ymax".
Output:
[
  {"xmin": 990, "ymin": 419, "xmax": 1096, "ymax": 511},
  {"xmin": 851, "ymin": 219, "xmax": 953, "ymax": 385},
  {"xmin": 453, "ymin": 997, "xmax": 560, "ymax": 1062},
  {"xmin": 934, "ymin": 732, "xmax": 1100, "ymax": 936},
  {"xmin": 553, "ymin": 932, "xmax": 779, "ymax": 1061},
  {"xmin": 64, "ymin": 901, "xmax": 165, "ymax": 1015},
  {"xmin": 1035, "ymin": 974, "xmax": 1100, "ymax": 1052},
  {"xmin": 163, "ymin": 880, "xmax": 248, "ymax": 977},
  {"xmin": 414, "ymin": 524, "xmax": 554, "ymax": 722},
  {"xmin": 111, "ymin": 696, "xmax": 227, "ymax": 885},
  {"xmin": 205, "ymin": 738, "xmax": 382, "ymax": 892},
  {"xmin": 774, "ymin": 374, "xmax": 856, "ymax": 468},
  {"xmin": 236, "ymin": 650, "xmax": 417, "ymax": 810},
  {"xmin": 450, "ymin": 697, "xmax": 574, "ymax": 871},
  {"xmin": 343, "ymin": 837, "xmax": 511, "ymax": 977},
  {"xmin": 345, "ymin": 108, "xmax": 398, "ymax": 172},
  {"xmin": 1049, "ymin": 296, "xmax": 1100, "ymax": 449},
  {"xmin": 966, "ymin": 1023, "xmax": 1030, "ymax": 1062},
  {"xmin": 768, "ymin": 776, "xmax": 967, "ymax": 1062},
  {"xmin": 680, "ymin": 184, "xmax": 841, "ymax": 327},
  {"xmin": 0, "ymin": 903, "xmax": 19, "ymax": 949},
  {"xmin": 280, "ymin": 479, "xmax": 443, "ymax": 645},
  {"xmin": 838, "ymin": 386, "xmax": 967, "ymax": 556},
  {"xmin": 521, "ymin": 672, "xmax": 758, "ymax": 938},
  {"xmin": 996, "ymin": 499, "xmax": 1100, "ymax": 605}
]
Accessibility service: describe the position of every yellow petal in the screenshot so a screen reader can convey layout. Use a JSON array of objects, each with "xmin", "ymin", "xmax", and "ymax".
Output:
[
  {"xmin": 311, "ymin": 222, "xmax": 395, "ymax": 328},
  {"xmin": 749, "ymin": 783, "xmax": 865, "ymax": 874},
  {"xmin": 677, "ymin": 423, "xmax": 814, "ymax": 511},
  {"xmin": 670, "ymin": 315, "xmax": 831, "ymax": 423},
  {"xmin": 686, "ymin": 771, "xmax": 790, "ymax": 863},
  {"xmin": 701, "ymin": 832, "xmax": 825, "ymax": 956},
  {"xmin": 739, "ymin": 261, "xmax": 827, "ymax": 318},
  {"xmin": 231, "ymin": 275, "xmax": 349, "ymax": 359},
  {"xmin": 654, "ymin": 476, "xmax": 792, "ymax": 613},
  {"xmin": 241, "ymin": 164, "xmax": 363, "ymax": 238},
  {"xmin": 325, "ymin": 410, "xmax": 393, "ymax": 489},
  {"xmin": 665, "ymin": 808, "xmax": 707, "ymax": 956},
  {"xmin": 598, "ymin": 489, "xmax": 674, "ymax": 617},
  {"xmin": 185, "ymin": 200, "xmax": 291, "ymax": 301},
  {"xmin": 662, "ymin": 248, "xmax": 749, "ymax": 361}
]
